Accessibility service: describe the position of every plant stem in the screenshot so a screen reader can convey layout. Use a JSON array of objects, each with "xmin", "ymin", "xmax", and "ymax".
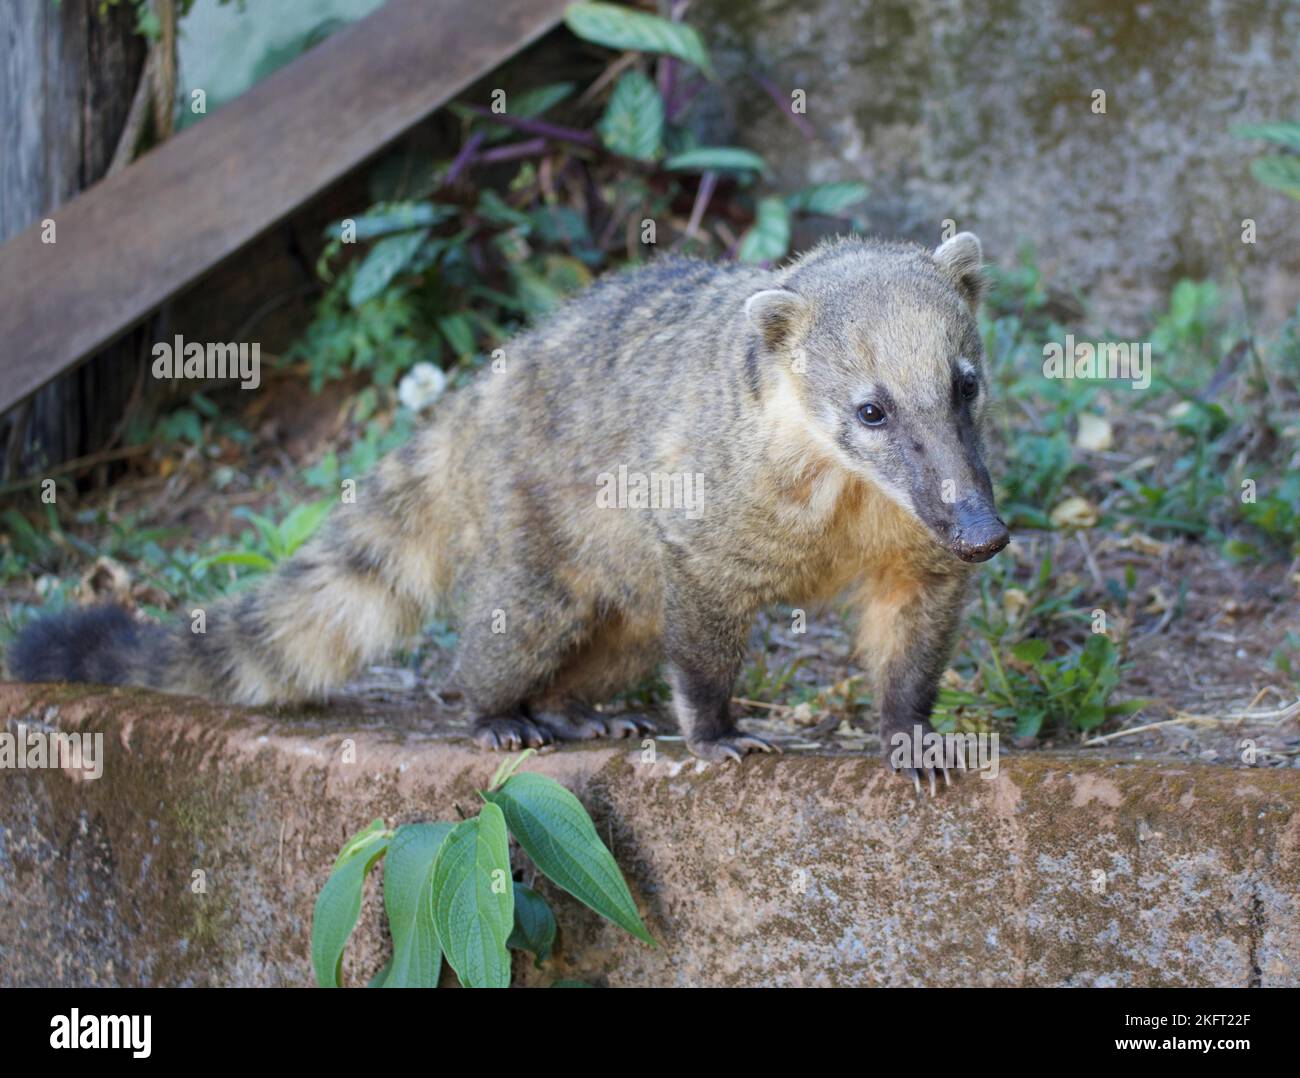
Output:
[{"xmin": 461, "ymin": 104, "xmax": 598, "ymax": 148}]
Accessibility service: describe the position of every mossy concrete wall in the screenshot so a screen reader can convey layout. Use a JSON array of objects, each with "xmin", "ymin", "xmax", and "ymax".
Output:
[
  {"xmin": 692, "ymin": 0, "xmax": 1300, "ymax": 331},
  {"xmin": 1, "ymin": 683, "xmax": 1297, "ymax": 987}
]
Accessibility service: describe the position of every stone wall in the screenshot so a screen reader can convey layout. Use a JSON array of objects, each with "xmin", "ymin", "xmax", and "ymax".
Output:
[
  {"xmin": 693, "ymin": 0, "xmax": 1300, "ymax": 331},
  {"xmin": 2, "ymin": 684, "xmax": 1297, "ymax": 987}
]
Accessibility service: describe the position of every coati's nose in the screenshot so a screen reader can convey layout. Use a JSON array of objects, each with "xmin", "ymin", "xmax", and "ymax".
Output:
[{"xmin": 950, "ymin": 499, "xmax": 1010, "ymax": 563}]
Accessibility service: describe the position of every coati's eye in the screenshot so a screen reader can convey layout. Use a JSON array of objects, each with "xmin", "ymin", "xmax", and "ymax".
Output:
[
  {"xmin": 857, "ymin": 402, "xmax": 887, "ymax": 427},
  {"xmin": 959, "ymin": 371, "xmax": 980, "ymax": 401}
]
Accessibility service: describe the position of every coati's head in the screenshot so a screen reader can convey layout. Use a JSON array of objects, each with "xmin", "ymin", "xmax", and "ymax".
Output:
[{"xmin": 746, "ymin": 233, "xmax": 1009, "ymax": 563}]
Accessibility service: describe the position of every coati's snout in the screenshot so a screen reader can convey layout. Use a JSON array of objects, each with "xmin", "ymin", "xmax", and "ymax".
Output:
[
  {"xmin": 947, "ymin": 497, "xmax": 1010, "ymax": 563},
  {"xmin": 896, "ymin": 422, "xmax": 1010, "ymax": 564}
]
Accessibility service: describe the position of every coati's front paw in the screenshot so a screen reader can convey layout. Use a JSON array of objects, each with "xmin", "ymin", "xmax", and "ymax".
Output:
[
  {"xmin": 472, "ymin": 715, "xmax": 553, "ymax": 751},
  {"xmin": 894, "ymin": 763, "xmax": 957, "ymax": 798},
  {"xmin": 686, "ymin": 731, "xmax": 780, "ymax": 763},
  {"xmin": 881, "ymin": 721, "xmax": 966, "ymax": 797}
]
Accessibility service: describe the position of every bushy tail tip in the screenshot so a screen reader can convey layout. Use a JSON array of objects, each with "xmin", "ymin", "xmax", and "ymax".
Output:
[{"xmin": 7, "ymin": 604, "xmax": 161, "ymax": 688}]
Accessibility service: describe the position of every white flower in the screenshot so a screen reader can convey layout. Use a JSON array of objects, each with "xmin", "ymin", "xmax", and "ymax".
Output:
[{"xmin": 397, "ymin": 362, "xmax": 448, "ymax": 412}]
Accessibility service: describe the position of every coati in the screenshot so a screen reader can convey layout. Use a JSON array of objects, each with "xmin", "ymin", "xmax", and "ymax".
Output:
[{"xmin": 9, "ymin": 233, "xmax": 1009, "ymax": 782}]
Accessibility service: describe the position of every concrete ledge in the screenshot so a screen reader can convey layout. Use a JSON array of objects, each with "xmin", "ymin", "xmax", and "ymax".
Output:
[{"xmin": 1, "ymin": 683, "xmax": 1297, "ymax": 987}]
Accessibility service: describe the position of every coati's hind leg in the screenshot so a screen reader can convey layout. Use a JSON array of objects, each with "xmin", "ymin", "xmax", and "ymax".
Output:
[
  {"xmin": 450, "ymin": 572, "xmax": 654, "ymax": 750},
  {"xmin": 473, "ymin": 702, "xmax": 652, "ymax": 750},
  {"xmin": 527, "ymin": 701, "xmax": 655, "ymax": 742},
  {"xmin": 527, "ymin": 608, "xmax": 663, "ymax": 742}
]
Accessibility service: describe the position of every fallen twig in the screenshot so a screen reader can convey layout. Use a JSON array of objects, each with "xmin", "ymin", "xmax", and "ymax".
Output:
[{"xmin": 1083, "ymin": 697, "xmax": 1300, "ymax": 745}]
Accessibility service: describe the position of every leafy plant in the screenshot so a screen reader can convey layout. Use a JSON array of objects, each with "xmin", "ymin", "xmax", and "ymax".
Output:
[
  {"xmin": 564, "ymin": 2, "xmax": 714, "ymax": 76},
  {"xmin": 1235, "ymin": 122, "xmax": 1300, "ymax": 199},
  {"xmin": 943, "ymin": 633, "xmax": 1147, "ymax": 740},
  {"xmin": 310, "ymin": 752, "xmax": 654, "ymax": 988},
  {"xmin": 195, "ymin": 499, "xmax": 332, "ymax": 577},
  {"xmin": 287, "ymin": 0, "xmax": 869, "ymax": 392}
]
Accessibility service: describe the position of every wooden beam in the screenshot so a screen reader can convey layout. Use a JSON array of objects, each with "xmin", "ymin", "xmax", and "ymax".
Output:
[{"xmin": 0, "ymin": 0, "xmax": 569, "ymax": 416}]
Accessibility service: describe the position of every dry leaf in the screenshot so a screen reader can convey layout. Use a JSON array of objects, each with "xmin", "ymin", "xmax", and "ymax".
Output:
[
  {"xmin": 1121, "ymin": 532, "xmax": 1170, "ymax": 557},
  {"xmin": 1002, "ymin": 587, "xmax": 1029, "ymax": 623},
  {"xmin": 1144, "ymin": 586, "xmax": 1171, "ymax": 614},
  {"xmin": 77, "ymin": 556, "xmax": 132, "ymax": 605},
  {"xmin": 790, "ymin": 701, "xmax": 817, "ymax": 727},
  {"xmin": 1050, "ymin": 496, "xmax": 1099, "ymax": 529},
  {"xmin": 1075, "ymin": 413, "xmax": 1113, "ymax": 452}
]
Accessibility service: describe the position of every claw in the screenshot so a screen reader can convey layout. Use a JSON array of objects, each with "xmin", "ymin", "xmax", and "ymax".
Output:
[
  {"xmin": 687, "ymin": 731, "xmax": 779, "ymax": 763},
  {"xmin": 604, "ymin": 715, "xmax": 656, "ymax": 739},
  {"xmin": 471, "ymin": 715, "xmax": 554, "ymax": 752},
  {"xmin": 911, "ymin": 770, "xmax": 922, "ymax": 797},
  {"xmin": 928, "ymin": 768, "xmax": 936, "ymax": 798}
]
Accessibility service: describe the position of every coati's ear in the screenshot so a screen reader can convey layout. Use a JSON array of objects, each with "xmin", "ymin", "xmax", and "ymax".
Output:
[
  {"xmin": 933, "ymin": 232, "xmax": 986, "ymax": 309},
  {"xmin": 744, "ymin": 288, "xmax": 812, "ymax": 351}
]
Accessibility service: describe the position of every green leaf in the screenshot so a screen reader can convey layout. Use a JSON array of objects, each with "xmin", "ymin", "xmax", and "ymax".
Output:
[
  {"xmin": 1106, "ymin": 697, "xmax": 1152, "ymax": 716},
  {"xmin": 483, "ymin": 772, "xmax": 655, "ymax": 946},
  {"xmin": 311, "ymin": 819, "xmax": 391, "ymax": 988},
  {"xmin": 737, "ymin": 197, "xmax": 791, "ymax": 264},
  {"xmin": 437, "ymin": 313, "xmax": 477, "ymax": 358},
  {"xmin": 1249, "ymin": 155, "xmax": 1300, "ymax": 199},
  {"xmin": 278, "ymin": 499, "xmax": 332, "ymax": 557},
  {"xmin": 233, "ymin": 507, "xmax": 280, "ymax": 552},
  {"xmin": 489, "ymin": 749, "xmax": 536, "ymax": 792},
  {"xmin": 477, "ymin": 189, "xmax": 532, "ymax": 229},
  {"xmin": 194, "ymin": 550, "xmax": 276, "ymax": 574},
  {"xmin": 565, "ymin": 2, "xmax": 714, "ymax": 77},
  {"xmin": 1080, "ymin": 632, "xmax": 1116, "ymax": 669},
  {"xmin": 1013, "ymin": 710, "xmax": 1045, "ymax": 740},
  {"xmin": 429, "ymin": 803, "xmax": 515, "ymax": 988},
  {"xmin": 1010, "ymin": 639, "xmax": 1049, "ymax": 665},
  {"xmin": 1074, "ymin": 702, "xmax": 1107, "ymax": 730},
  {"xmin": 333, "ymin": 202, "xmax": 455, "ymax": 242},
  {"xmin": 134, "ymin": 8, "xmax": 162, "ymax": 40},
  {"xmin": 664, "ymin": 147, "xmax": 769, "ymax": 174},
  {"xmin": 785, "ymin": 181, "xmax": 870, "ymax": 215},
  {"xmin": 381, "ymin": 822, "xmax": 454, "ymax": 988},
  {"xmin": 507, "ymin": 883, "xmax": 557, "ymax": 968},
  {"xmin": 510, "ymin": 82, "xmax": 577, "ymax": 119},
  {"xmin": 348, "ymin": 228, "xmax": 430, "ymax": 307},
  {"xmin": 597, "ymin": 70, "xmax": 664, "ymax": 162},
  {"xmin": 1232, "ymin": 122, "xmax": 1300, "ymax": 152}
]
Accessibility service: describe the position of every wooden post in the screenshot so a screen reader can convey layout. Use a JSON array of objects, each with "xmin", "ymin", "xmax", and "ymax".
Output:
[{"xmin": 0, "ymin": 0, "xmax": 148, "ymax": 480}]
